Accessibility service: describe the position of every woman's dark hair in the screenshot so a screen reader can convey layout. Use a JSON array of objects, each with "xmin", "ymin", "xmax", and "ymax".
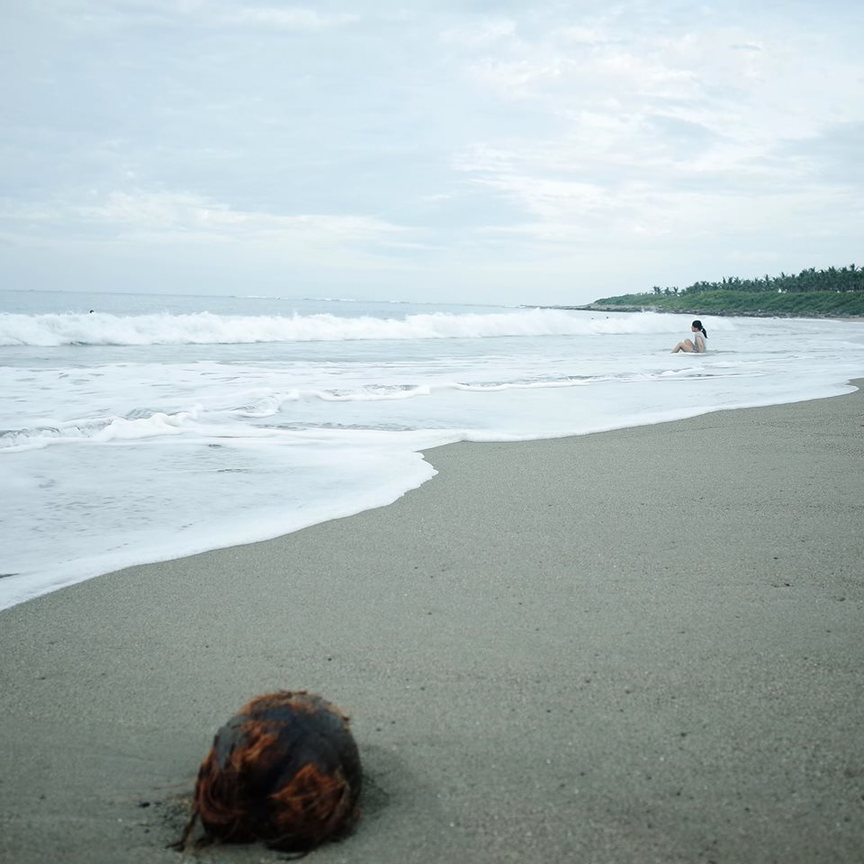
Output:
[{"xmin": 692, "ymin": 319, "xmax": 707, "ymax": 338}]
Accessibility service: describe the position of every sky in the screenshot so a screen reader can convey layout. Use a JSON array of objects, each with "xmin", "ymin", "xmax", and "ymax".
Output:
[{"xmin": 2, "ymin": 0, "xmax": 863, "ymax": 306}]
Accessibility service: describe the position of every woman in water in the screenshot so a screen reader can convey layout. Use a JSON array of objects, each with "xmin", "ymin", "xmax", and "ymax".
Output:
[{"xmin": 672, "ymin": 319, "xmax": 707, "ymax": 353}]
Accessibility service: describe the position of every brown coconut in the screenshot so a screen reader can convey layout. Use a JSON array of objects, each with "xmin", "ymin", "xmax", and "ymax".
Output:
[{"xmin": 177, "ymin": 690, "xmax": 362, "ymax": 852}]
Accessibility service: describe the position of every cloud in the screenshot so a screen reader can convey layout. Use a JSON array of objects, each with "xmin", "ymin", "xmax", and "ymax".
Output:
[
  {"xmin": 2, "ymin": 1, "xmax": 863, "ymax": 301},
  {"xmin": 0, "ymin": 190, "xmax": 417, "ymax": 257},
  {"xmin": 468, "ymin": 57, "xmax": 571, "ymax": 98},
  {"xmin": 775, "ymin": 121, "xmax": 864, "ymax": 185},
  {"xmin": 31, "ymin": 1, "xmax": 358, "ymax": 26},
  {"xmin": 440, "ymin": 18, "xmax": 516, "ymax": 47},
  {"xmin": 444, "ymin": 8, "xmax": 864, "ymax": 262},
  {"xmin": 224, "ymin": 6, "xmax": 359, "ymax": 30}
]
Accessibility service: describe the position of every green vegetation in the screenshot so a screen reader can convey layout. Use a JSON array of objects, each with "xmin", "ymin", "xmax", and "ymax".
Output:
[{"xmin": 591, "ymin": 265, "xmax": 864, "ymax": 317}]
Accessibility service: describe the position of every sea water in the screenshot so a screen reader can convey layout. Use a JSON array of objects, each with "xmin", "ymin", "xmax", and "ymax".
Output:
[{"xmin": 2, "ymin": 289, "xmax": 863, "ymax": 610}]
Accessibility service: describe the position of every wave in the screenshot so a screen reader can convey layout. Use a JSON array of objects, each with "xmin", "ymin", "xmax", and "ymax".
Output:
[
  {"xmin": 1, "ymin": 364, "xmax": 751, "ymax": 452},
  {"xmin": 0, "ymin": 409, "xmax": 204, "ymax": 451},
  {"xmin": 0, "ymin": 308, "xmax": 690, "ymax": 347}
]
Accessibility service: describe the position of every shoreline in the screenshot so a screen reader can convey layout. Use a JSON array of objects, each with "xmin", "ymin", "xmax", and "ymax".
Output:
[
  {"xmin": 2, "ymin": 383, "xmax": 863, "ymax": 862},
  {"xmin": 544, "ymin": 303, "xmax": 864, "ymax": 319},
  {"xmin": 2, "ymin": 378, "xmax": 860, "ymax": 614}
]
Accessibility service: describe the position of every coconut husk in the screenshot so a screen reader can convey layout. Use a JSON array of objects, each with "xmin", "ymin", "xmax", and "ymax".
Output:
[{"xmin": 175, "ymin": 690, "xmax": 362, "ymax": 853}]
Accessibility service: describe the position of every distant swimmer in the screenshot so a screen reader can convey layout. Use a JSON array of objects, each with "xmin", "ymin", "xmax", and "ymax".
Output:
[{"xmin": 672, "ymin": 319, "xmax": 707, "ymax": 353}]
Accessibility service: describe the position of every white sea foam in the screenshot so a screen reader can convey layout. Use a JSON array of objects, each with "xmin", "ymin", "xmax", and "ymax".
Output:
[
  {"xmin": 0, "ymin": 307, "xmax": 714, "ymax": 347},
  {"xmin": 1, "ymin": 294, "xmax": 862, "ymax": 611}
]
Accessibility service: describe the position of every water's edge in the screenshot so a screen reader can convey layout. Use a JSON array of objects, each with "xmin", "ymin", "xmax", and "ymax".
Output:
[{"xmin": 3, "ymin": 379, "xmax": 858, "ymax": 614}]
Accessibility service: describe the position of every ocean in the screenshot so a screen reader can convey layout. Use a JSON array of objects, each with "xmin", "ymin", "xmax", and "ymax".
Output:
[{"xmin": 2, "ymin": 288, "xmax": 863, "ymax": 610}]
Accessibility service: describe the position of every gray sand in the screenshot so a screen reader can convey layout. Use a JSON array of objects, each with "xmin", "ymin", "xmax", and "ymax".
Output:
[{"xmin": 2, "ymin": 385, "xmax": 863, "ymax": 864}]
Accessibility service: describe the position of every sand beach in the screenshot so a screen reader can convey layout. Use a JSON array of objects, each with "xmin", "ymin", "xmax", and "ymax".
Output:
[{"xmin": 1, "ymin": 384, "xmax": 863, "ymax": 864}]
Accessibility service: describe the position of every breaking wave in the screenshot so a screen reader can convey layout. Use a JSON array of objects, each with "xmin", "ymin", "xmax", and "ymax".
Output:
[{"xmin": 0, "ymin": 308, "xmax": 688, "ymax": 347}]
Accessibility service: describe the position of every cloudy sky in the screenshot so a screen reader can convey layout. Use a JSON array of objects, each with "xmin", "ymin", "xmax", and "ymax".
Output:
[{"xmin": 2, "ymin": 1, "xmax": 863, "ymax": 305}]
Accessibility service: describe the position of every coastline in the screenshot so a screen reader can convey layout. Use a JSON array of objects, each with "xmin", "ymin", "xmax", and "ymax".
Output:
[
  {"xmin": 2, "ymin": 384, "xmax": 863, "ymax": 863},
  {"xmin": 546, "ymin": 303, "xmax": 864, "ymax": 319}
]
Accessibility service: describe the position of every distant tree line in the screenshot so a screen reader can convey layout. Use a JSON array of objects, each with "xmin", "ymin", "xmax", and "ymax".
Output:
[
  {"xmin": 591, "ymin": 264, "xmax": 864, "ymax": 317},
  {"xmin": 650, "ymin": 264, "xmax": 863, "ymax": 297}
]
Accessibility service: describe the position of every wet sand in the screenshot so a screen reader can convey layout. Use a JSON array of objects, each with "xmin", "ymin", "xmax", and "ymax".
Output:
[{"xmin": 2, "ymin": 384, "xmax": 863, "ymax": 863}]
